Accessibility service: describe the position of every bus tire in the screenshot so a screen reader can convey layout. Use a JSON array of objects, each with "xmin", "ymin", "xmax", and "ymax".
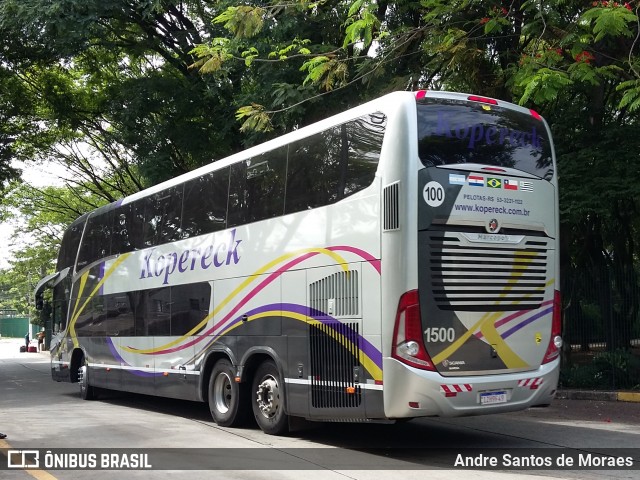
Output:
[
  {"xmin": 208, "ymin": 359, "xmax": 249, "ymax": 427},
  {"xmin": 251, "ymin": 360, "xmax": 288, "ymax": 435},
  {"xmin": 78, "ymin": 356, "xmax": 96, "ymax": 401}
]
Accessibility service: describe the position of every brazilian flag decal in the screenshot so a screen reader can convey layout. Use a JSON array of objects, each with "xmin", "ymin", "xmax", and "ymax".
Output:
[{"xmin": 487, "ymin": 178, "xmax": 502, "ymax": 188}]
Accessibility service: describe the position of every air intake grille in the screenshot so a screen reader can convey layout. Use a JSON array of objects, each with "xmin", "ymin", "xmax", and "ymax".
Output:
[
  {"xmin": 383, "ymin": 182, "xmax": 400, "ymax": 231},
  {"xmin": 310, "ymin": 321, "xmax": 362, "ymax": 408},
  {"xmin": 309, "ymin": 271, "xmax": 359, "ymax": 317},
  {"xmin": 427, "ymin": 235, "xmax": 549, "ymax": 311}
]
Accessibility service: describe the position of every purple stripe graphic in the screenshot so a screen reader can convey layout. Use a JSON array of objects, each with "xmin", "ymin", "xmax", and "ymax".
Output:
[
  {"xmin": 110, "ymin": 302, "xmax": 383, "ymax": 375},
  {"xmin": 242, "ymin": 303, "xmax": 383, "ymax": 369},
  {"xmin": 107, "ymin": 337, "xmax": 158, "ymax": 377},
  {"xmin": 502, "ymin": 306, "xmax": 554, "ymax": 339}
]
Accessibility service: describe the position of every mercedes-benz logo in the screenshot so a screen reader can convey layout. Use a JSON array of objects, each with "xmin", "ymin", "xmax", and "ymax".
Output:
[{"xmin": 487, "ymin": 218, "xmax": 499, "ymax": 233}]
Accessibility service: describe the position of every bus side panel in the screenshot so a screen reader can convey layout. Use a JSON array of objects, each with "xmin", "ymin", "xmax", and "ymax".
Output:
[
  {"xmin": 379, "ymin": 97, "xmax": 421, "ymax": 416},
  {"xmin": 282, "ymin": 269, "xmax": 310, "ymax": 419},
  {"xmin": 154, "ymin": 337, "xmax": 197, "ymax": 399},
  {"xmin": 88, "ymin": 337, "xmax": 122, "ymax": 391},
  {"xmin": 361, "ymin": 259, "xmax": 384, "ymax": 419},
  {"xmin": 117, "ymin": 336, "xmax": 156, "ymax": 395},
  {"xmin": 304, "ymin": 264, "xmax": 366, "ymax": 420},
  {"xmin": 213, "ymin": 274, "xmax": 285, "ymax": 397}
]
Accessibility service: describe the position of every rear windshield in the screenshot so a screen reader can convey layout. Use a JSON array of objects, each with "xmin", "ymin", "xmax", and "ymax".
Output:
[{"xmin": 417, "ymin": 98, "xmax": 553, "ymax": 179}]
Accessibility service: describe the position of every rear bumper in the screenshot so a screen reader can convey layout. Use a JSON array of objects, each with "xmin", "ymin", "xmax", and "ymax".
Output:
[{"xmin": 383, "ymin": 358, "xmax": 559, "ymax": 418}]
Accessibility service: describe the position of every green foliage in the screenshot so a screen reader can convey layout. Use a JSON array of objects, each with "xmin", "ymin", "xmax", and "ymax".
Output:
[
  {"xmin": 618, "ymin": 79, "xmax": 640, "ymax": 112},
  {"xmin": 343, "ymin": 1, "xmax": 380, "ymax": 50},
  {"xmin": 561, "ymin": 350, "xmax": 640, "ymax": 390},
  {"xmin": 580, "ymin": 5, "xmax": 638, "ymax": 42},
  {"xmin": 235, "ymin": 104, "xmax": 272, "ymax": 132},
  {"xmin": 190, "ymin": 39, "xmax": 234, "ymax": 73},
  {"xmin": 0, "ymin": 0, "xmax": 248, "ymax": 192},
  {"xmin": 516, "ymin": 68, "xmax": 573, "ymax": 105},
  {"xmin": 300, "ymin": 56, "xmax": 349, "ymax": 91},
  {"xmin": 214, "ymin": 6, "xmax": 266, "ymax": 39},
  {"xmin": 0, "ymin": 181, "xmax": 109, "ymax": 318}
]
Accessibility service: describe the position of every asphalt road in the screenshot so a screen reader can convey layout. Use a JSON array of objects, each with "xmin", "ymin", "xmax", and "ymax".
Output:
[{"xmin": 0, "ymin": 338, "xmax": 638, "ymax": 480}]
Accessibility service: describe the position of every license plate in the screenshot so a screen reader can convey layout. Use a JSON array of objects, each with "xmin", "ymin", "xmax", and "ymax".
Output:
[{"xmin": 480, "ymin": 391, "xmax": 507, "ymax": 405}]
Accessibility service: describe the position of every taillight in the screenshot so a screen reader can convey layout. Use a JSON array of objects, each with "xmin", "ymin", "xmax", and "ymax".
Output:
[
  {"xmin": 468, "ymin": 95, "xmax": 498, "ymax": 105},
  {"xmin": 529, "ymin": 109, "xmax": 542, "ymax": 121},
  {"xmin": 415, "ymin": 90, "xmax": 427, "ymax": 100},
  {"xmin": 542, "ymin": 290, "xmax": 563, "ymax": 364},
  {"xmin": 391, "ymin": 290, "xmax": 435, "ymax": 370}
]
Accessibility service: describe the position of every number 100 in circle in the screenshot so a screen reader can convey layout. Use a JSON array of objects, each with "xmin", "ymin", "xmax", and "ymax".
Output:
[{"xmin": 423, "ymin": 181, "xmax": 445, "ymax": 207}]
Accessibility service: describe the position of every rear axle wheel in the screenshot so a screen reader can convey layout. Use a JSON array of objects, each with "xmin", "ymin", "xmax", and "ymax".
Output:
[{"xmin": 251, "ymin": 360, "xmax": 288, "ymax": 435}]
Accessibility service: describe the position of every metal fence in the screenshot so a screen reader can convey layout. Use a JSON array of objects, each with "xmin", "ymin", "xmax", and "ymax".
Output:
[
  {"xmin": 560, "ymin": 264, "xmax": 640, "ymax": 390},
  {"xmin": 0, "ymin": 310, "xmax": 32, "ymax": 338}
]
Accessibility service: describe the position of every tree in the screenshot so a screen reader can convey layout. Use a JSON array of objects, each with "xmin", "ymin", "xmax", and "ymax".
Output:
[
  {"xmin": 0, "ymin": 181, "xmax": 116, "ymax": 320},
  {"xmin": 1, "ymin": 0, "xmax": 639, "ymax": 348},
  {"xmin": 0, "ymin": 0, "xmax": 258, "ymax": 193},
  {"xmin": 193, "ymin": 0, "xmax": 640, "ymax": 350}
]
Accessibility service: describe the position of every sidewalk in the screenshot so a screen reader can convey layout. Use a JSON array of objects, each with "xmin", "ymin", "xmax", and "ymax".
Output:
[
  {"xmin": 0, "ymin": 336, "xmax": 50, "ymax": 359},
  {"xmin": 556, "ymin": 388, "xmax": 640, "ymax": 403}
]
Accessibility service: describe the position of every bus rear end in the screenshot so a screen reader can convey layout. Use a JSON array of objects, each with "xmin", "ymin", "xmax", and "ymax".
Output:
[{"xmin": 384, "ymin": 91, "xmax": 561, "ymax": 419}]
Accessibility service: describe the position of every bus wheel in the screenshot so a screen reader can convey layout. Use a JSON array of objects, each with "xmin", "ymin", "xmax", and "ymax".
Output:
[
  {"xmin": 209, "ymin": 359, "xmax": 248, "ymax": 427},
  {"xmin": 78, "ymin": 356, "xmax": 96, "ymax": 400},
  {"xmin": 251, "ymin": 360, "xmax": 288, "ymax": 435}
]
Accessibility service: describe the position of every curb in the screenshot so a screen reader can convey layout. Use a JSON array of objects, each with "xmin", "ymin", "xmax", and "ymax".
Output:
[{"xmin": 557, "ymin": 389, "xmax": 640, "ymax": 403}]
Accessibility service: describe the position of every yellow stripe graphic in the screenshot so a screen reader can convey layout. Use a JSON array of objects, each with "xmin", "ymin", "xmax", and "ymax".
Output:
[
  {"xmin": 67, "ymin": 254, "xmax": 131, "ymax": 348},
  {"xmin": 121, "ymin": 247, "xmax": 350, "ymax": 354},
  {"xmin": 186, "ymin": 310, "xmax": 383, "ymax": 382}
]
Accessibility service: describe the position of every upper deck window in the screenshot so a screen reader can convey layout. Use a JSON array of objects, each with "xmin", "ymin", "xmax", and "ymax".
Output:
[{"xmin": 417, "ymin": 98, "xmax": 553, "ymax": 180}]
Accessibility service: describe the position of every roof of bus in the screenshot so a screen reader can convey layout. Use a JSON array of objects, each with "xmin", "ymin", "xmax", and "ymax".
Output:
[{"xmin": 86, "ymin": 90, "xmax": 544, "ymax": 219}]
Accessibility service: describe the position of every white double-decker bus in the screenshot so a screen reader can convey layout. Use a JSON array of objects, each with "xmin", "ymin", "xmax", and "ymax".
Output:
[{"xmin": 35, "ymin": 91, "xmax": 561, "ymax": 435}]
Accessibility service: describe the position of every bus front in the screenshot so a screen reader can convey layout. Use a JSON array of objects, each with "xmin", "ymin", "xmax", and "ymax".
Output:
[{"xmin": 384, "ymin": 91, "xmax": 561, "ymax": 419}]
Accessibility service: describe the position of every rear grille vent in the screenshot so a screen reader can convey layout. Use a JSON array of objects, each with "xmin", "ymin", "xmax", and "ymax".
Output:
[
  {"xmin": 383, "ymin": 182, "xmax": 400, "ymax": 231},
  {"xmin": 309, "ymin": 271, "xmax": 359, "ymax": 317},
  {"xmin": 310, "ymin": 321, "xmax": 362, "ymax": 408},
  {"xmin": 427, "ymin": 235, "xmax": 549, "ymax": 311}
]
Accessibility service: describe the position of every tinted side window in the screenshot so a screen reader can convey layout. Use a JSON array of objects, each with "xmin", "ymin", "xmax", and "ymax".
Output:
[
  {"xmin": 344, "ymin": 114, "xmax": 386, "ymax": 196},
  {"xmin": 111, "ymin": 204, "xmax": 131, "ymax": 255},
  {"xmin": 52, "ymin": 278, "xmax": 69, "ymax": 333},
  {"xmin": 107, "ymin": 293, "xmax": 135, "ymax": 336},
  {"xmin": 285, "ymin": 113, "xmax": 385, "ymax": 214},
  {"xmin": 74, "ymin": 297, "xmax": 98, "ymax": 337},
  {"xmin": 285, "ymin": 126, "xmax": 342, "ymax": 213},
  {"xmin": 99, "ymin": 283, "xmax": 211, "ymax": 337},
  {"xmin": 182, "ymin": 168, "xmax": 229, "ymax": 238},
  {"xmin": 141, "ymin": 186, "xmax": 183, "ymax": 247},
  {"xmin": 114, "ymin": 200, "xmax": 146, "ymax": 252},
  {"xmin": 77, "ymin": 210, "xmax": 114, "ymax": 270},
  {"xmin": 57, "ymin": 217, "xmax": 86, "ymax": 271},
  {"xmin": 146, "ymin": 287, "xmax": 171, "ymax": 336},
  {"xmin": 170, "ymin": 283, "xmax": 211, "ymax": 335},
  {"xmin": 229, "ymin": 148, "xmax": 287, "ymax": 226}
]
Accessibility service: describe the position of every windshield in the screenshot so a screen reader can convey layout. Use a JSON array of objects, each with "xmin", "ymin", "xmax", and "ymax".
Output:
[{"xmin": 417, "ymin": 98, "xmax": 553, "ymax": 180}]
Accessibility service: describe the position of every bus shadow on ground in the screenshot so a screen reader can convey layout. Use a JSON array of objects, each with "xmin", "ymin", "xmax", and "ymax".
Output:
[{"xmin": 64, "ymin": 387, "xmax": 529, "ymax": 450}]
